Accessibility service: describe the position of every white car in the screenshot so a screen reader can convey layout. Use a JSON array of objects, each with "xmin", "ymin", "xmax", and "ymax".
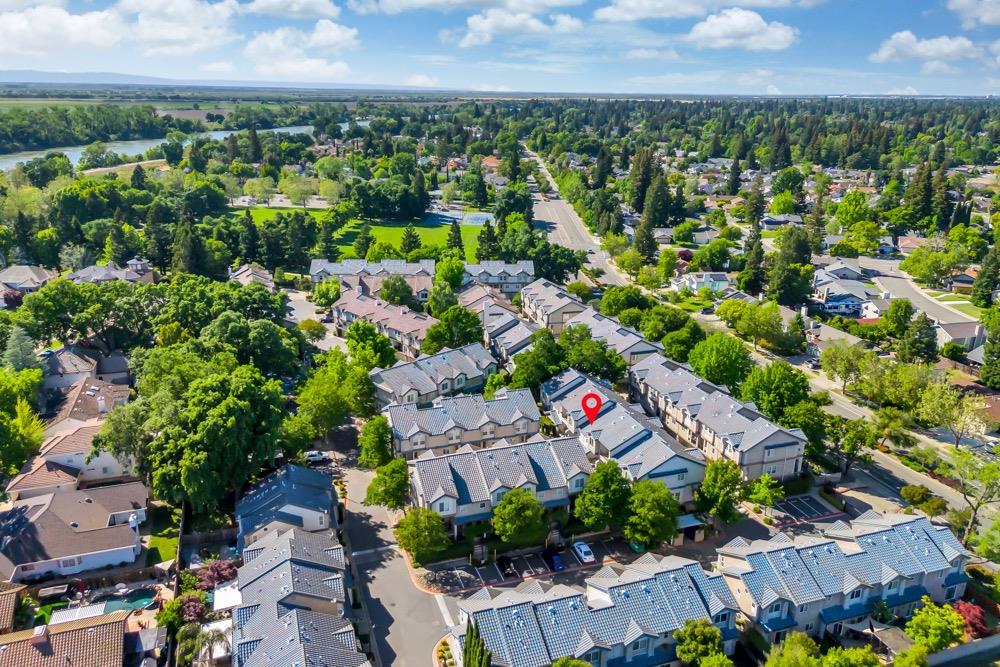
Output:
[
  {"xmin": 304, "ymin": 450, "xmax": 328, "ymax": 464},
  {"xmin": 572, "ymin": 541, "xmax": 595, "ymax": 564}
]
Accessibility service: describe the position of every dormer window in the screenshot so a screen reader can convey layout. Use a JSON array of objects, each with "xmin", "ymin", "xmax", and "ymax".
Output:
[
  {"xmin": 849, "ymin": 589, "xmax": 862, "ymax": 600},
  {"xmin": 769, "ymin": 602, "xmax": 782, "ymax": 614}
]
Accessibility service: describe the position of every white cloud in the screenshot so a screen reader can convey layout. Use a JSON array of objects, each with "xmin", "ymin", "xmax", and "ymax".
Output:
[
  {"xmin": 246, "ymin": 0, "xmax": 341, "ymax": 18},
  {"xmin": 766, "ymin": 83, "xmax": 782, "ymax": 94},
  {"xmin": 118, "ymin": 0, "xmax": 240, "ymax": 55},
  {"xmin": 886, "ymin": 85, "xmax": 919, "ymax": 95},
  {"xmin": 0, "ymin": 0, "xmax": 64, "ymax": 9},
  {"xmin": 947, "ymin": 0, "xmax": 1000, "ymax": 27},
  {"xmin": 686, "ymin": 9, "xmax": 797, "ymax": 52},
  {"xmin": 412, "ymin": 53, "xmax": 457, "ymax": 65},
  {"xmin": 405, "ymin": 73, "xmax": 440, "ymax": 86},
  {"xmin": 350, "ymin": 0, "xmax": 581, "ymax": 14},
  {"xmin": 623, "ymin": 47, "xmax": 679, "ymax": 60},
  {"xmin": 459, "ymin": 9, "xmax": 580, "ymax": 47},
  {"xmin": 922, "ymin": 60, "xmax": 961, "ymax": 75},
  {"xmin": 244, "ymin": 21, "xmax": 357, "ymax": 80},
  {"xmin": 594, "ymin": 0, "xmax": 811, "ymax": 22},
  {"xmin": 0, "ymin": 5, "xmax": 125, "ymax": 55},
  {"xmin": 200, "ymin": 61, "xmax": 236, "ymax": 73},
  {"xmin": 869, "ymin": 31, "xmax": 977, "ymax": 64},
  {"xmin": 473, "ymin": 82, "xmax": 513, "ymax": 91}
]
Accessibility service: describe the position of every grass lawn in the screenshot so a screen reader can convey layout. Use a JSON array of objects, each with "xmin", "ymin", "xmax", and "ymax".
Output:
[
  {"xmin": 761, "ymin": 230, "xmax": 780, "ymax": 238},
  {"xmin": 145, "ymin": 503, "xmax": 181, "ymax": 566},
  {"xmin": 238, "ymin": 207, "xmax": 479, "ymax": 262},
  {"xmin": 937, "ymin": 294, "xmax": 970, "ymax": 302},
  {"xmin": 952, "ymin": 302, "xmax": 983, "ymax": 317},
  {"xmin": 673, "ymin": 297, "xmax": 714, "ymax": 313},
  {"xmin": 34, "ymin": 601, "xmax": 68, "ymax": 626}
]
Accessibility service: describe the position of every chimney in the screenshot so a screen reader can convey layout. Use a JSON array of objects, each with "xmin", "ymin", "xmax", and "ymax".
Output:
[{"xmin": 31, "ymin": 625, "xmax": 46, "ymax": 645}]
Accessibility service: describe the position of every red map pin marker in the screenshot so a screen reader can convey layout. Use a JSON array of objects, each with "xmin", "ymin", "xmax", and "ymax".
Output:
[{"xmin": 581, "ymin": 392, "xmax": 602, "ymax": 424}]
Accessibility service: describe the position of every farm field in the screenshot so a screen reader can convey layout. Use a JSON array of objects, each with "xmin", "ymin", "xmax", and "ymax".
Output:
[{"xmin": 239, "ymin": 207, "xmax": 481, "ymax": 262}]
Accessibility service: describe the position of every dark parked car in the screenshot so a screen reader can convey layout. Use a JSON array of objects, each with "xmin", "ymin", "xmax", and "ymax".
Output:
[
  {"xmin": 542, "ymin": 547, "xmax": 566, "ymax": 572},
  {"xmin": 496, "ymin": 556, "xmax": 516, "ymax": 579}
]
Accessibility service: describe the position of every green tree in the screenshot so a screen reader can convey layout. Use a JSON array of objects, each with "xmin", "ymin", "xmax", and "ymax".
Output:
[
  {"xmin": 623, "ymin": 479, "xmax": 680, "ymax": 547},
  {"xmin": 736, "ymin": 239, "xmax": 766, "ymax": 295},
  {"xmin": 427, "ymin": 280, "xmax": 458, "ymax": 317},
  {"xmin": 394, "ymin": 507, "xmax": 449, "ymax": 566},
  {"xmin": 492, "ymin": 488, "xmax": 545, "ymax": 543},
  {"xmin": 919, "ymin": 379, "xmax": 990, "ymax": 447},
  {"xmin": 820, "ymin": 339, "xmax": 866, "ymax": 391},
  {"xmin": 463, "ymin": 621, "xmax": 492, "ymax": 667},
  {"xmin": 313, "ymin": 277, "xmax": 342, "ymax": 308},
  {"xmin": 981, "ymin": 324, "xmax": 1000, "ymax": 390},
  {"xmin": 767, "ymin": 258, "xmax": 813, "ymax": 306},
  {"xmin": 435, "ymin": 256, "xmax": 466, "ymax": 289},
  {"xmin": 379, "ymin": 274, "xmax": 418, "ymax": 308},
  {"xmin": 746, "ymin": 473, "xmax": 785, "ymax": 515},
  {"xmin": 1, "ymin": 326, "xmax": 38, "ymax": 371},
  {"xmin": 298, "ymin": 319, "xmax": 327, "ymax": 343},
  {"xmin": 834, "ymin": 418, "xmax": 877, "ymax": 477},
  {"xmin": 740, "ymin": 361, "xmax": 810, "ymax": 422},
  {"xmin": 673, "ymin": 619, "xmax": 723, "ymax": 667},
  {"xmin": 695, "ymin": 459, "xmax": 743, "ymax": 524},
  {"xmin": 573, "ymin": 460, "xmax": 632, "ymax": 531},
  {"xmin": 551, "ymin": 659, "xmax": 590, "ymax": 667},
  {"xmin": 346, "ymin": 320, "xmax": 397, "ymax": 369},
  {"xmin": 971, "ymin": 244, "xmax": 1000, "ymax": 307},
  {"xmin": 364, "ymin": 457, "xmax": 410, "ymax": 509},
  {"xmin": 881, "ymin": 298, "xmax": 914, "ymax": 338},
  {"xmin": 661, "ymin": 319, "xmax": 706, "ymax": 363},
  {"xmin": 353, "ymin": 224, "xmax": 374, "ymax": 259},
  {"xmin": 615, "ymin": 248, "xmax": 644, "ymax": 278},
  {"xmin": 763, "ymin": 632, "xmax": 820, "ymax": 667},
  {"xmin": 897, "ymin": 312, "xmax": 938, "ymax": 363},
  {"xmin": 892, "ymin": 645, "xmax": 929, "ymax": 667},
  {"xmin": 559, "ymin": 325, "xmax": 627, "ymax": 383},
  {"xmin": 905, "ymin": 596, "xmax": 965, "ymax": 652},
  {"xmin": 822, "ymin": 647, "xmax": 880, "ymax": 667},
  {"xmin": 688, "ymin": 333, "xmax": 753, "ymax": 392},
  {"xmin": 509, "ymin": 329, "xmax": 567, "ymax": 392},
  {"xmin": 701, "ymin": 655, "xmax": 734, "ymax": 667},
  {"xmin": 600, "ymin": 285, "xmax": 649, "ymax": 317},
  {"xmin": 447, "ymin": 219, "xmax": 465, "ymax": 254},
  {"xmin": 943, "ymin": 448, "xmax": 1000, "ymax": 544},
  {"xmin": 422, "ymin": 306, "xmax": 483, "ymax": 355},
  {"xmin": 358, "ymin": 415, "xmax": 393, "ymax": 469},
  {"xmin": 873, "ymin": 407, "xmax": 917, "ymax": 450}
]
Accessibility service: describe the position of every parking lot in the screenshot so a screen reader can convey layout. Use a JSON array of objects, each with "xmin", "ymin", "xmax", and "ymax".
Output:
[
  {"xmin": 772, "ymin": 494, "xmax": 843, "ymax": 526},
  {"xmin": 429, "ymin": 536, "xmax": 632, "ymax": 593}
]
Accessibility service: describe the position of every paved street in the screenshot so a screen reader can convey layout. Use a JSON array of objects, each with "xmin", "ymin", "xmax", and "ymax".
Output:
[
  {"xmin": 875, "ymin": 275, "xmax": 975, "ymax": 324},
  {"xmin": 283, "ymin": 288, "xmax": 348, "ymax": 352},
  {"xmin": 526, "ymin": 151, "xmax": 628, "ymax": 286}
]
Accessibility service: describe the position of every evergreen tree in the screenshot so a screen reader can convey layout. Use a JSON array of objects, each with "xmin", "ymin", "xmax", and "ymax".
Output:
[
  {"xmin": 629, "ymin": 147, "xmax": 653, "ymax": 213},
  {"xmin": 896, "ymin": 312, "xmax": 938, "ymax": 363},
  {"xmin": 476, "ymin": 219, "xmax": 499, "ymax": 261},
  {"xmin": 592, "ymin": 147, "xmax": 612, "ymax": 189},
  {"xmin": 2, "ymin": 326, "xmax": 39, "ymax": 371},
  {"xmin": 171, "ymin": 217, "xmax": 204, "ymax": 275},
  {"xmin": 981, "ymin": 326, "xmax": 1000, "ymax": 390},
  {"xmin": 904, "ymin": 162, "xmax": 933, "ymax": 221},
  {"xmin": 669, "ymin": 184, "xmax": 686, "ymax": 225},
  {"xmin": 248, "ymin": 126, "xmax": 263, "ymax": 162},
  {"xmin": 13, "ymin": 212, "xmax": 34, "ymax": 261},
  {"xmin": 130, "ymin": 165, "xmax": 146, "ymax": 190},
  {"xmin": 806, "ymin": 192, "xmax": 826, "ymax": 254},
  {"xmin": 447, "ymin": 219, "xmax": 464, "ymax": 254},
  {"xmin": 225, "ymin": 134, "xmax": 239, "ymax": 161},
  {"xmin": 353, "ymin": 224, "xmax": 374, "ymax": 259},
  {"xmin": 103, "ymin": 224, "xmax": 128, "ymax": 265},
  {"xmin": 768, "ymin": 125, "xmax": 792, "ymax": 170},
  {"xmin": 144, "ymin": 205, "xmax": 173, "ymax": 269},
  {"xmin": 726, "ymin": 159, "xmax": 741, "ymax": 196},
  {"xmin": 736, "ymin": 239, "xmax": 766, "ymax": 295},
  {"xmin": 931, "ymin": 164, "xmax": 949, "ymax": 228},
  {"xmin": 410, "ymin": 170, "xmax": 429, "ymax": 217},
  {"xmin": 462, "ymin": 621, "xmax": 492, "ymax": 667},
  {"xmin": 972, "ymin": 244, "xmax": 1000, "ymax": 307},
  {"xmin": 400, "ymin": 224, "xmax": 422, "ymax": 254},
  {"xmin": 746, "ymin": 175, "xmax": 765, "ymax": 227},
  {"xmin": 238, "ymin": 210, "xmax": 261, "ymax": 264}
]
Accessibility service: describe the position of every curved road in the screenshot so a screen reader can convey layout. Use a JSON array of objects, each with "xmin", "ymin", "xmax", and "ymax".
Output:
[{"xmin": 875, "ymin": 276, "xmax": 975, "ymax": 324}]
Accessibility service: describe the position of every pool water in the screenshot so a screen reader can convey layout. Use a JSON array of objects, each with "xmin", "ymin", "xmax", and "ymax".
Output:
[{"xmin": 92, "ymin": 587, "xmax": 158, "ymax": 612}]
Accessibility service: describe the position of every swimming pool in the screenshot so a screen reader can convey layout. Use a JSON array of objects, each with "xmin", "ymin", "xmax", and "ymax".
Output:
[{"xmin": 92, "ymin": 587, "xmax": 158, "ymax": 612}]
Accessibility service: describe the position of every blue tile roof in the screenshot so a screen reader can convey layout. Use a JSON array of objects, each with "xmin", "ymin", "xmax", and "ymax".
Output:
[
  {"xmin": 760, "ymin": 614, "xmax": 798, "ymax": 632},
  {"xmin": 944, "ymin": 571, "xmax": 969, "ymax": 587},
  {"xmin": 819, "ymin": 601, "xmax": 871, "ymax": 624},
  {"xmin": 884, "ymin": 584, "xmax": 928, "ymax": 609}
]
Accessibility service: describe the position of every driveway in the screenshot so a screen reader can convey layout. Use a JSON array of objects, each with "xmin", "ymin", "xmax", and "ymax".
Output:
[
  {"xmin": 875, "ymin": 276, "xmax": 975, "ymax": 324},
  {"xmin": 283, "ymin": 288, "xmax": 347, "ymax": 352}
]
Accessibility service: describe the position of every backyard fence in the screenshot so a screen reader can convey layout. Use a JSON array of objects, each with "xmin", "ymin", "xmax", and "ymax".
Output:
[{"xmin": 927, "ymin": 632, "xmax": 1000, "ymax": 665}]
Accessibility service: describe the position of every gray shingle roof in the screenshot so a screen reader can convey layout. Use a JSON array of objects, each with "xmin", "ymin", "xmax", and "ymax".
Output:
[
  {"xmin": 236, "ymin": 465, "xmax": 336, "ymax": 546},
  {"xmin": 386, "ymin": 388, "xmax": 539, "ymax": 439},
  {"xmin": 564, "ymin": 309, "xmax": 659, "ymax": 359},
  {"xmin": 310, "ymin": 258, "xmax": 435, "ymax": 278},
  {"xmin": 464, "ymin": 261, "xmax": 535, "ymax": 279},
  {"xmin": 370, "ymin": 344, "xmax": 496, "ymax": 400}
]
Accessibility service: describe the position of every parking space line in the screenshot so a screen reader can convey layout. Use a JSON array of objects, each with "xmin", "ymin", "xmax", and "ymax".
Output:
[{"xmin": 566, "ymin": 548, "xmax": 582, "ymax": 566}]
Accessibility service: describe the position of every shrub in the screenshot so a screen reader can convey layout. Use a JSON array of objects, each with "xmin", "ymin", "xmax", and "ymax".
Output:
[
  {"xmin": 954, "ymin": 600, "xmax": 988, "ymax": 638},
  {"xmin": 918, "ymin": 497, "xmax": 947, "ymax": 518},
  {"xmin": 196, "ymin": 559, "xmax": 238, "ymax": 590},
  {"xmin": 900, "ymin": 485, "xmax": 932, "ymax": 506}
]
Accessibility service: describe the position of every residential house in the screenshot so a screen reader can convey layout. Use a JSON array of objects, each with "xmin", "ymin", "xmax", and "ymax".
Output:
[
  {"xmin": 235, "ymin": 464, "xmax": 337, "ymax": 549},
  {"xmin": 670, "ymin": 273, "xmax": 731, "ymax": 294},
  {"xmin": 43, "ymin": 377, "xmax": 131, "ymax": 437},
  {"xmin": 936, "ymin": 321, "xmax": 986, "ymax": 352},
  {"xmin": 331, "ymin": 291, "xmax": 437, "ymax": 359},
  {"xmin": 542, "ymin": 369, "xmax": 706, "ymax": 507},
  {"xmin": 457, "ymin": 282, "xmax": 516, "ymax": 314},
  {"xmin": 448, "ymin": 553, "xmax": 739, "ymax": 667},
  {"xmin": 369, "ymin": 343, "xmax": 497, "ymax": 408},
  {"xmin": 816, "ymin": 260, "xmax": 865, "ymax": 282},
  {"xmin": 715, "ymin": 287, "xmax": 759, "ymax": 305},
  {"xmin": 310, "ymin": 258, "xmax": 435, "ymax": 302},
  {"xmin": 231, "ymin": 526, "xmax": 368, "ymax": 667},
  {"xmin": 629, "ymin": 354, "xmax": 806, "ymax": 481},
  {"xmin": 564, "ymin": 308, "xmax": 660, "ymax": 366},
  {"xmin": 6, "ymin": 421, "xmax": 132, "ymax": 501},
  {"xmin": 40, "ymin": 346, "xmax": 129, "ymax": 391},
  {"xmin": 718, "ymin": 512, "xmax": 968, "ymax": 644},
  {"xmin": 811, "ymin": 278, "xmax": 878, "ymax": 316},
  {"xmin": 690, "ymin": 225, "xmax": 721, "ymax": 245},
  {"xmin": 945, "ymin": 268, "xmax": 977, "ymax": 294},
  {"xmin": 761, "ymin": 214, "xmax": 803, "ymax": 230},
  {"xmin": 229, "ymin": 263, "xmax": 275, "ymax": 292},
  {"xmin": 0, "ymin": 610, "xmax": 129, "ymax": 667},
  {"xmin": 0, "ymin": 483, "xmax": 147, "ymax": 582},
  {"xmin": 477, "ymin": 301, "xmax": 540, "ymax": 367},
  {"xmin": 409, "ymin": 437, "xmax": 593, "ymax": 536},
  {"xmin": 861, "ymin": 297, "xmax": 894, "ymax": 319},
  {"xmin": 67, "ymin": 258, "xmax": 157, "ymax": 285},
  {"xmin": 462, "ymin": 261, "xmax": 535, "ymax": 297},
  {"xmin": 0, "ymin": 265, "xmax": 57, "ymax": 293},
  {"xmin": 385, "ymin": 388, "xmax": 541, "ymax": 459},
  {"xmin": 520, "ymin": 279, "xmax": 588, "ymax": 334}
]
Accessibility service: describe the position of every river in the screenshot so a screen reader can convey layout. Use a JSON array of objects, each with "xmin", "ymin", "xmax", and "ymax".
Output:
[{"xmin": 0, "ymin": 123, "xmax": 337, "ymax": 172}]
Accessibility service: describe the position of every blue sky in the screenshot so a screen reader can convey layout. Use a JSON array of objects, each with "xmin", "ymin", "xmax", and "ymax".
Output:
[{"xmin": 1, "ymin": 0, "xmax": 998, "ymax": 94}]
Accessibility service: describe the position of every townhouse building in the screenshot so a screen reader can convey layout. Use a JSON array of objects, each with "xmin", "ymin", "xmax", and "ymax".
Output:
[
  {"xmin": 462, "ymin": 261, "xmax": 535, "ymax": 297},
  {"xmin": 310, "ymin": 258, "xmax": 435, "ymax": 302},
  {"xmin": 449, "ymin": 553, "xmax": 739, "ymax": 667},
  {"xmin": 520, "ymin": 279, "xmax": 588, "ymax": 334},
  {"xmin": 478, "ymin": 301, "xmax": 540, "ymax": 368},
  {"xmin": 542, "ymin": 369, "xmax": 705, "ymax": 508},
  {"xmin": 409, "ymin": 437, "xmax": 593, "ymax": 536},
  {"xmin": 629, "ymin": 354, "xmax": 806, "ymax": 481},
  {"xmin": 564, "ymin": 308, "xmax": 660, "ymax": 366},
  {"xmin": 235, "ymin": 464, "xmax": 337, "ymax": 549},
  {"xmin": 370, "ymin": 343, "xmax": 497, "ymax": 408},
  {"xmin": 717, "ymin": 512, "xmax": 968, "ymax": 644},
  {"xmin": 385, "ymin": 388, "xmax": 541, "ymax": 459},
  {"xmin": 331, "ymin": 290, "xmax": 437, "ymax": 359}
]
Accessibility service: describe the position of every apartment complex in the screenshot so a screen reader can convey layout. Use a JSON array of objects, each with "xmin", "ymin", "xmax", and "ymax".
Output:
[
  {"xmin": 331, "ymin": 290, "xmax": 437, "ymax": 359},
  {"xmin": 462, "ymin": 260, "xmax": 535, "ymax": 297},
  {"xmin": 520, "ymin": 278, "xmax": 588, "ymax": 334},
  {"xmin": 369, "ymin": 343, "xmax": 497, "ymax": 408},
  {"xmin": 310, "ymin": 258, "xmax": 435, "ymax": 301}
]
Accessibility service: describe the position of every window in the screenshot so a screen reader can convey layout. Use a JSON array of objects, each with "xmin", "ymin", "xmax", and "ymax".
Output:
[
  {"xmin": 456, "ymin": 375, "xmax": 466, "ymax": 387},
  {"xmin": 441, "ymin": 381, "xmax": 451, "ymax": 392},
  {"xmin": 887, "ymin": 580, "xmax": 897, "ymax": 591},
  {"xmin": 798, "ymin": 604, "xmax": 808, "ymax": 613},
  {"xmin": 516, "ymin": 420, "xmax": 527, "ymax": 433},
  {"xmin": 102, "ymin": 467, "xmax": 110, "ymax": 474},
  {"xmin": 715, "ymin": 612, "xmax": 730, "ymax": 625},
  {"xmin": 677, "ymin": 472, "xmax": 686, "ymax": 481},
  {"xmin": 770, "ymin": 602, "xmax": 782, "ymax": 614},
  {"xmin": 632, "ymin": 638, "xmax": 648, "ymax": 653},
  {"xmin": 766, "ymin": 449, "xmax": 773, "ymax": 458},
  {"xmin": 766, "ymin": 465, "xmax": 778, "ymax": 476},
  {"xmin": 849, "ymin": 589, "xmax": 862, "ymax": 600},
  {"xmin": 804, "ymin": 623, "xmax": 814, "ymax": 632},
  {"xmin": 479, "ymin": 502, "xmax": 486, "ymax": 508},
  {"xmin": 584, "ymin": 649, "xmax": 601, "ymax": 666},
  {"xmin": 574, "ymin": 477, "xmax": 585, "ymax": 489},
  {"xmin": 437, "ymin": 502, "xmax": 447, "ymax": 512},
  {"xmin": 946, "ymin": 587, "xmax": 956, "ymax": 599},
  {"xmin": 449, "ymin": 430, "xmax": 462, "ymax": 443},
  {"xmin": 318, "ymin": 516, "xmax": 324, "ymax": 525}
]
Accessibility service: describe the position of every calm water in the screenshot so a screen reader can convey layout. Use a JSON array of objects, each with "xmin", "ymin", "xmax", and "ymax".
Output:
[{"xmin": 0, "ymin": 122, "xmax": 370, "ymax": 171}]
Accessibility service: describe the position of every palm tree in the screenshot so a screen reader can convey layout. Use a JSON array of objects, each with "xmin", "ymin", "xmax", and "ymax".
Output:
[
  {"xmin": 193, "ymin": 626, "xmax": 232, "ymax": 666},
  {"xmin": 874, "ymin": 407, "xmax": 917, "ymax": 450}
]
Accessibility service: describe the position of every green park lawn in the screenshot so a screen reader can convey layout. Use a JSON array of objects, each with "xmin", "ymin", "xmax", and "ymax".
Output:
[{"xmin": 239, "ymin": 207, "xmax": 479, "ymax": 261}]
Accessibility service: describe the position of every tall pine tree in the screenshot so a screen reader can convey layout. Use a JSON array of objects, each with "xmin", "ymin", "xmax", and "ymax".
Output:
[
  {"xmin": 463, "ymin": 621, "xmax": 492, "ymax": 667},
  {"xmin": 476, "ymin": 219, "xmax": 499, "ymax": 261},
  {"xmin": 171, "ymin": 217, "xmax": 205, "ymax": 275},
  {"xmin": 400, "ymin": 223, "xmax": 422, "ymax": 255},
  {"xmin": 447, "ymin": 219, "xmax": 465, "ymax": 255},
  {"xmin": 629, "ymin": 147, "xmax": 653, "ymax": 213},
  {"xmin": 726, "ymin": 159, "xmax": 741, "ymax": 196},
  {"xmin": 971, "ymin": 244, "xmax": 1000, "ymax": 307}
]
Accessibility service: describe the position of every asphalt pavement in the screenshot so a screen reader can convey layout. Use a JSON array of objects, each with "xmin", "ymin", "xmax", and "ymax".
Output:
[{"xmin": 875, "ymin": 275, "xmax": 975, "ymax": 324}]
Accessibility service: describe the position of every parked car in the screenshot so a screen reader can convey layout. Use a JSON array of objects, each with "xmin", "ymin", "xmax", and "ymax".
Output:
[
  {"xmin": 572, "ymin": 541, "xmax": 595, "ymax": 564},
  {"xmin": 304, "ymin": 450, "xmax": 329, "ymax": 464},
  {"xmin": 807, "ymin": 358, "xmax": 821, "ymax": 370},
  {"xmin": 496, "ymin": 556, "xmax": 516, "ymax": 579},
  {"xmin": 542, "ymin": 547, "xmax": 566, "ymax": 572}
]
